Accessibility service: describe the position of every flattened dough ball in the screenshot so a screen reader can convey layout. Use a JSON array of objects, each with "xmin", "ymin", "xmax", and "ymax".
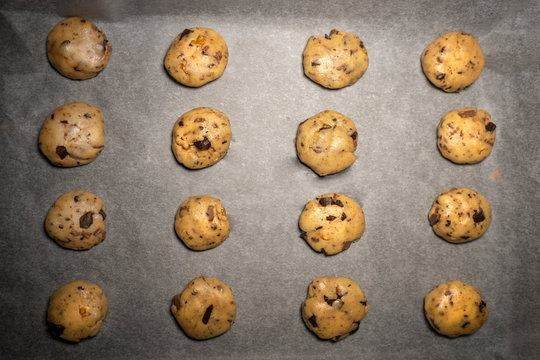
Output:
[
  {"xmin": 164, "ymin": 27, "xmax": 228, "ymax": 87},
  {"xmin": 299, "ymin": 193, "xmax": 365, "ymax": 255},
  {"xmin": 39, "ymin": 102, "xmax": 105, "ymax": 167},
  {"xmin": 428, "ymin": 187, "xmax": 491, "ymax": 243},
  {"xmin": 47, "ymin": 280, "xmax": 108, "ymax": 342},
  {"xmin": 296, "ymin": 110, "xmax": 358, "ymax": 176},
  {"xmin": 437, "ymin": 107, "xmax": 496, "ymax": 164},
  {"xmin": 47, "ymin": 17, "xmax": 112, "ymax": 80},
  {"xmin": 172, "ymin": 107, "xmax": 231, "ymax": 169},
  {"xmin": 303, "ymin": 29, "xmax": 368, "ymax": 89},
  {"xmin": 45, "ymin": 190, "xmax": 107, "ymax": 250},
  {"xmin": 421, "ymin": 31, "xmax": 484, "ymax": 92},
  {"xmin": 424, "ymin": 280, "xmax": 488, "ymax": 337},
  {"xmin": 175, "ymin": 196, "xmax": 230, "ymax": 250},
  {"xmin": 302, "ymin": 277, "xmax": 369, "ymax": 341},
  {"xmin": 171, "ymin": 277, "xmax": 236, "ymax": 340}
]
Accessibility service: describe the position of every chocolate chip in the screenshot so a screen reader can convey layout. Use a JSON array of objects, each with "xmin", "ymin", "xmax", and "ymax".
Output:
[
  {"xmin": 461, "ymin": 236, "xmax": 470, "ymax": 240},
  {"xmin": 445, "ymin": 220, "xmax": 451, "ymax": 227},
  {"xmin": 458, "ymin": 110, "xmax": 477, "ymax": 118},
  {"xmin": 202, "ymin": 304, "xmax": 213, "ymax": 324},
  {"xmin": 342, "ymin": 241, "xmax": 352, "ymax": 251},
  {"xmin": 461, "ymin": 321, "xmax": 470, "ymax": 328},
  {"xmin": 47, "ymin": 322, "xmax": 65, "ymax": 337},
  {"xmin": 56, "ymin": 146, "xmax": 68, "ymax": 159},
  {"xmin": 173, "ymin": 294, "xmax": 182, "ymax": 308},
  {"xmin": 485, "ymin": 122, "xmax": 496, "ymax": 132},
  {"xmin": 436, "ymin": 73, "xmax": 446, "ymax": 80},
  {"xmin": 99, "ymin": 209, "xmax": 106, "ymax": 220},
  {"xmin": 307, "ymin": 314, "xmax": 318, "ymax": 328},
  {"xmin": 51, "ymin": 114, "xmax": 54, "ymax": 119},
  {"xmin": 300, "ymin": 231, "xmax": 307, "ymax": 240},
  {"xmin": 330, "ymin": 29, "xmax": 339, "ymax": 36},
  {"xmin": 326, "ymin": 215, "xmax": 336, "ymax": 221},
  {"xmin": 473, "ymin": 209, "xmax": 485, "ymax": 223},
  {"xmin": 60, "ymin": 120, "xmax": 68, "ymax": 124},
  {"xmin": 178, "ymin": 120, "xmax": 184, "ymax": 127},
  {"xmin": 429, "ymin": 213, "xmax": 440, "ymax": 226},
  {"xmin": 194, "ymin": 137, "xmax": 211, "ymax": 150},
  {"xmin": 360, "ymin": 301, "xmax": 367, "ymax": 306},
  {"xmin": 333, "ymin": 199, "xmax": 344, "ymax": 207},
  {"xmin": 206, "ymin": 206, "xmax": 215, "ymax": 221},
  {"xmin": 74, "ymin": 196, "xmax": 79, "ymax": 202},
  {"xmin": 194, "ymin": 117, "xmax": 205, "ymax": 123},
  {"xmin": 60, "ymin": 40, "xmax": 70, "ymax": 46},
  {"xmin": 79, "ymin": 212, "xmax": 93, "ymax": 229},
  {"xmin": 214, "ymin": 51, "xmax": 222, "ymax": 62},
  {"xmin": 319, "ymin": 197, "xmax": 333, "ymax": 206},
  {"xmin": 341, "ymin": 213, "xmax": 347, "ymax": 220},
  {"xmin": 324, "ymin": 296, "xmax": 336, "ymax": 306},
  {"xmin": 311, "ymin": 61, "xmax": 321, "ymax": 66},
  {"xmin": 479, "ymin": 300, "xmax": 487, "ymax": 312},
  {"xmin": 179, "ymin": 28, "xmax": 193, "ymax": 40},
  {"xmin": 77, "ymin": 286, "xmax": 84, "ymax": 290},
  {"xmin": 84, "ymin": 113, "xmax": 92, "ymax": 118},
  {"xmin": 351, "ymin": 131, "xmax": 358, "ymax": 140},
  {"xmin": 80, "ymin": 19, "xmax": 86, "ymax": 23}
]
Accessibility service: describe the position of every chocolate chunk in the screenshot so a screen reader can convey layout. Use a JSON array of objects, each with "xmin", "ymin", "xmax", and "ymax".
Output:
[
  {"xmin": 458, "ymin": 110, "xmax": 477, "ymax": 118},
  {"xmin": 60, "ymin": 40, "xmax": 70, "ymax": 46},
  {"xmin": 194, "ymin": 137, "xmax": 211, "ymax": 150},
  {"xmin": 179, "ymin": 28, "xmax": 193, "ymax": 40},
  {"xmin": 342, "ymin": 241, "xmax": 352, "ymax": 251},
  {"xmin": 445, "ymin": 220, "xmax": 451, "ymax": 227},
  {"xmin": 341, "ymin": 213, "xmax": 347, "ymax": 220},
  {"xmin": 307, "ymin": 314, "xmax": 318, "ymax": 328},
  {"xmin": 74, "ymin": 196, "xmax": 79, "ymax": 202},
  {"xmin": 333, "ymin": 199, "xmax": 344, "ymax": 207},
  {"xmin": 473, "ymin": 209, "xmax": 485, "ymax": 223},
  {"xmin": 202, "ymin": 304, "xmax": 213, "ymax": 324},
  {"xmin": 77, "ymin": 286, "xmax": 84, "ymax": 290},
  {"xmin": 479, "ymin": 300, "xmax": 487, "ymax": 312},
  {"xmin": 319, "ymin": 124, "xmax": 332, "ymax": 131},
  {"xmin": 324, "ymin": 296, "xmax": 336, "ymax": 306},
  {"xmin": 206, "ymin": 205, "xmax": 215, "ymax": 221},
  {"xmin": 80, "ymin": 19, "xmax": 86, "ymax": 23},
  {"xmin": 436, "ymin": 73, "xmax": 446, "ymax": 80},
  {"xmin": 326, "ymin": 215, "xmax": 336, "ymax": 221},
  {"xmin": 99, "ymin": 209, "xmax": 106, "ymax": 220},
  {"xmin": 319, "ymin": 197, "xmax": 333, "ymax": 206},
  {"xmin": 360, "ymin": 301, "xmax": 367, "ymax": 306},
  {"xmin": 173, "ymin": 294, "xmax": 182, "ymax": 308},
  {"xmin": 429, "ymin": 213, "xmax": 440, "ymax": 226},
  {"xmin": 461, "ymin": 321, "xmax": 470, "ymax": 328},
  {"xmin": 300, "ymin": 231, "xmax": 307, "ymax": 240},
  {"xmin": 178, "ymin": 120, "xmax": 184, "ymax": 127},
  {"xmin": 461, "ymin": 236, "xmax": 470, "ymax": 240},
  {"xmin": 56, "ymin": 146, "xmax": 68, "ymax": 159},
  {"xmin": 485, "ymin": 122, "xmax": 496, "ymax": 132},
  {"xmin": 47, "ymin": 322, "xmax": 65, "ymax": 337},
  {"xmin": 311, "ymin": 61, "xmax": 321, "ymax": 66},
  {"xmin": 194, "ymin": 117, "xmax": 205, "ymax": 123},
  {"xmin": 351, "ymin": 131, "xmax": 358, "ymax": 140},
  {"xmin": 60, "ymin": 120, "xmax": 68, "ymax": 124},
  {"xmin": 79, "ymin": 212, "xmax": 93, "ymax": 229},
  {"xmin": 330, "ymin": 29, "xmax": 339, "ymax": 36},
  {"xmin": 214, "ymin": 51, "xmax": 222, "ymax": 62},
  {"xmin": 84, "ymin": 113, "xmax": 92, "ymax": 118},
  {"xmin": 315, "ymin": 226, "xmax": 323, "ymax": 230}
]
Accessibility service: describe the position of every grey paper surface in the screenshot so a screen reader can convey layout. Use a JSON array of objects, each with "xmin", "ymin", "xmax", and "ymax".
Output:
[{"xmin": 1, "ymin": 0, "xmax": 539, "ymax": 358}]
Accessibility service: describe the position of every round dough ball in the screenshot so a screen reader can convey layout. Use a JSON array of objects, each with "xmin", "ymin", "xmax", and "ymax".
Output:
[
  {"xmin": 421, "ymin": 31, "xmax": 485, "ymax": 92},
  {"xmin": 296, "ymin": 110, "xmax": 357, "ymax": 176},
  {"xmin": 424, "ymin": 280, "xmax": 488, "ymax": 337},
  {"xmin": 428, "ymin": 187, "xmax": 491, "ymax": 243},
  {"xmin": 47, "ymin": 280, "xmax": 108, "ymax": 342},
  {"xmin": 39, "ymin": 102, "xmax": 105, "ymax": 167},
  {"xmin": 437, "ymin": 107, "xmax": 496, "ymax": 164},
  {"xmin": 47, "ymin": 17, "xmax": 112, "ymax": 80},
  {"xmin": 303, "ymin": 29, "xmax": 368, "ymax": 89},
  {"xmin": 302, "ymin": 277, "xmax": 369, "ymax": 341},
  {"xmin": 45, "ymin": 191, "xmax": 106, "ymax": 250},
  {"xmin": 175, "ymin": 196, "xmax": 230, "ymax": 250},
  {"xmin": 172, "ymin": 107, "xmax": 231, "ymax": 169},
  {"xmin": 299, "ymin": 193, "xmax": 365, "ymax": 255},
  {"xmin": 164, "ymin": 27, "xmax": 228, "ymax": 87},
  {"xmin": 171, "ymin": 276, "xmax": 236, "ymax": 340}
]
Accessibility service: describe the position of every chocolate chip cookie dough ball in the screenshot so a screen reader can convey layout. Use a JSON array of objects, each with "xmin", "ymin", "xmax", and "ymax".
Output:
[
  {"xmin": 172, "ymin": 107, "xmax": 231, "ymax": 169},
  {"xmin": 421, "ymin": 31, "xmax": 485, "ymax": 92},
  {"xmin": 303, "ymin": 29, "xmax": 368, "ymax": 89},
  {"xmin": 39, "ymin": 102, "xmax": 105, "ymax": 167},
  {"xmin": 302, "ymin": 277, "xmax": 369, "ymax": 341},
  {"xmin": 428, "ymin": 187, "xmax": 491, "ymax": 243},
  {"xmin": 175, "ymin": 196, "xmax": 230, "ymax": 250},
  {"xmin": 47, "ymin": 17, "xmax": 112, "ymax": 80},
  {"xmin": 164, "ymin": 27, "xmax": 228, "ymax": 87},
  {"xmin": 424, "ymin": 280, "xmax": 488, "ymax": 337},
  {"xmin": 299, "ymin": 193, "xmax": 365, "ymax": 255},
  {"xmin": 45, "ymin": 191, "xmax": 106, "ymax": 250},
  {"xmin": 437, "ymin": 108, "xmax": 496, "ymax": 164},
  {"xmin": 171, "ymin": 276, "xmax": 236, "ymax": 340},
  {"xmin": 47, "ymin": 280, "xmax": 108, "ymax": 342},
  {"xmin": 296, "ymin": 110, "xmax": 358, "ymax": 176}
]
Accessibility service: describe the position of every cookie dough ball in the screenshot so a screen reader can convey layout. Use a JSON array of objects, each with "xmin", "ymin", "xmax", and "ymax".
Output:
[
  {"xmin": 171, "ymin": 276, "xmax": 236, "ymax": 340},
  {"xmin": 428, "ymin": 187, "xmax": 491, "ymax": 243},
  {"xmin": 172, "ymin": 107, "xmax": 231, "ymax": 169},
  {"xmin": 424, "ymin": 280, "xmax": 488, "ymax": 337},
  {"xmin": 39, "ymin": 102, "xmax": 105, "ymax": 167},
  {"xmin": 296, "ymin": 110, "xmax": 357, "ymax": 176},
  {"xmin": 47, "ymin": 17, "xmax": 112, "ymax": 80},
  {"xmin": 47, "ymin": 280, "xmax": 108, "ymax": 342},
  {"xmin": 303, "ymin": 29, "xmax": 368, "ymax": 89},
  {"xmin": 175, "ymin": 196, "xmax": 230, "ymax": 250},
  {"xmin": 45, "ymin": 191, "xmax": 106, "ymax": 250},
  {"xmin": 437, "ymin": 108, "xmax": 496, "ymax": 164},
  {"xmin": 302, "ymin": 277, "xmax": 369, "ymax": 341},
  {"xmin": 421, "ymin": 31, "xmax": 485, "ymax": 92},
  {"xmin": 299, "ymin": 193, "xmax": 365, "ymax": 255},
  {"xmin": 164, "ymin": 27, "xmax": 228, "ymax": 87}
]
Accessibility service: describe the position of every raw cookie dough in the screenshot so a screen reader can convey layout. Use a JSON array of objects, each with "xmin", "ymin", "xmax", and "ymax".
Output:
[
  {"xmin": 47, "ymin": 17, "xmax": 112, "ymax": 80},
  {"xmin": 172, "ymin": 107, "xmax": 231, "ymax": 169},
  {"xmin": 45, "ymin": 190, "xmax": 106, "ymax": 250},
  {"xmin": 296, "ymin": 110, "xmax": 357, "ymax": 176},
  {"xmin": 47, "ymin": 280, "xmax": 108, "ymax": 342},
  {"xmin": 428, "ymin": 187, "xmax": 491, "ymax": 243},
  {"xmin": 421, "ymin": 31, "xmax": 485, "ymax": 92},
  {"xmin": 424, "ymin": 280, "xmax": 488, "ymax": 337},
  {"xmin": 299, "ymin": 193, "xmax": 365, "ymax": 255},
  {"xmin": 39, "ymin": 102, "xmax": 105, "ymax": 167},
  {"xmin": 437, "ymin": 107, "xmax": 496, "ymax": 164},
  {"xmin": 302, "ymin": 277, "xmax": 369, "ymax": 341},
  {"xmin": 164, "ymin": 27, "xmax": 228, "ymax": 87},
  {"xmin": 303, "ymin": 29, "xmax": 368, "ymax": 89},
  {"xmin": 175, "ymin": 196, "xmax": 230, "ymax": 250},
  {"xmin": 171, "ymin": 276, "xmax": 236, "ymax": 340}
]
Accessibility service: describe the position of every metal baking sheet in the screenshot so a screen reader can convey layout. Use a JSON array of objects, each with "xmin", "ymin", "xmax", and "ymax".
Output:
[{"xmin": 1, "ymin": 0, "xmax": 539, "ymax": 358}]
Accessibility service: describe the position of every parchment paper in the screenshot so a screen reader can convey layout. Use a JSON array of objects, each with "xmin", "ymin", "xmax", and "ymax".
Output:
[{"xmin": 1, "ymin": 0, "xmax": 539, "ymax": 359}]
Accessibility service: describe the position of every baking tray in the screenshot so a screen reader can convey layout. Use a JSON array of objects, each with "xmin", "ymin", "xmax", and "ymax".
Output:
[{"xmin": 1, "ymin": 0, "xmax": 539, "ymax": 358}]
